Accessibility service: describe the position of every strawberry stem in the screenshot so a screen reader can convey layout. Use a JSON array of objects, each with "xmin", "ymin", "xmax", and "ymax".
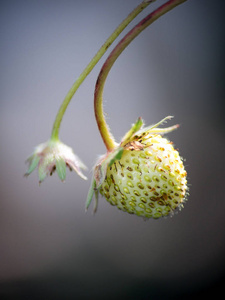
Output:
[
  {"xmin": 50, "ymin": 1, "xmax": 155, "ymax": 141},
  {"xmin": 94, "ymin": 0, "xmax": 187, "ymax": 151}
]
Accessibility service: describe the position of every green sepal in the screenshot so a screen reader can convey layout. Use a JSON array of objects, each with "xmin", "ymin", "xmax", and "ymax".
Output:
[
  {"xmin": 38, "ymin": 162, "xmax": 48, "ymax": 183},
  {"xmin": 86, "ymin": 177, "xmax": 97, "ymax": 212},
  {"xmin": 25, "ymin": 155, "xmax": 40, "ymax": 176},
  {"xmin": 108, "ymin": 147, "xmax": 124, "ymax": 167},
  {"xmin": 121, "ymin": 117, "xmax": 143, "ymax": 146},
  {"xmin": 93, "ymin": 188, "xmax": 99, "ymax": 214},
  {"xmin": 136, "ymin": 116, "xmax": 176, "ymax": 136},
  {"xmin": 56, "ymin": 158, "xmax": 67, "ymax": 181}
]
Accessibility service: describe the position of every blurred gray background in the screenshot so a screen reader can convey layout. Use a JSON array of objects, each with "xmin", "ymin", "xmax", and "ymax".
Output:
[{"xmin": 1, "ymin": 0, "xmax": 225, "ymax": 299}]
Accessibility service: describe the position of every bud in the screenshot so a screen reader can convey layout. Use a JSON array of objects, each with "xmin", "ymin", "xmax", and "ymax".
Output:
[{"xmin": 25, "ymin": 139, "xmax": 87, "ymax": 183}]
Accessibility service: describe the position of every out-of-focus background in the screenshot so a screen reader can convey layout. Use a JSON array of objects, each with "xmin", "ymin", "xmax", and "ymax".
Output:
[{"xmin": 1, "ymin": 0, "xmax": 225, "ymax": 299}]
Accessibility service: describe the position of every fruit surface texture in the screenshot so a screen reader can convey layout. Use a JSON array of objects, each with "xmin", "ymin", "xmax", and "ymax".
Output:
[{"xmin": 100, "ymin": 134, "xmax": 187, "ymax": 219}]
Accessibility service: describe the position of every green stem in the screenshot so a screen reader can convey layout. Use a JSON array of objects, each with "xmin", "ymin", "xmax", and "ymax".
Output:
[
  {"xmin": 50, "ymin": 0, "xmax": 155, "ymax": 141},
  {"xmin": 94, "ymin": 0, "xmax": 187, "ymax": 151}
]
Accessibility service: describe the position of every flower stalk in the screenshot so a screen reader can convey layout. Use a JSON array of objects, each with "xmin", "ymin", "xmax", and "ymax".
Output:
[
  {"xmin": 94, "ymin": 0, "xmax": 187, "ymax": 151},
  {"xmin": 50, "ymin": 0, "xmax": 156, "ymax": 141}
]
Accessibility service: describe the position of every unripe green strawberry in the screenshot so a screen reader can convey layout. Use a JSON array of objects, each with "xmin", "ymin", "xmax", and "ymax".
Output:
[
  {"xmin": 86, "ymin": 117, "xmax": 188, "ymax": 219},
  {"xmin": 99, "ymin": 134, "xmax": 187, "ymax": 218}
]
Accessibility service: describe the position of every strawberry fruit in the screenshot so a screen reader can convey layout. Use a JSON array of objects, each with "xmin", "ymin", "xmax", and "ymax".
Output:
[{"xmin": 86, "ymin": 117, "xmax": 187, "ymax": 219}]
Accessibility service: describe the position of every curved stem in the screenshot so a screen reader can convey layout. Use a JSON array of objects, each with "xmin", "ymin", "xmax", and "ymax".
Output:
[
  {"xmin": 50, "ymin": 0, "xmax": 155, "ymax": 141},
  {"xmin": 94, "ymin": 0, "xmax": 187, "ymax": 151}
]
